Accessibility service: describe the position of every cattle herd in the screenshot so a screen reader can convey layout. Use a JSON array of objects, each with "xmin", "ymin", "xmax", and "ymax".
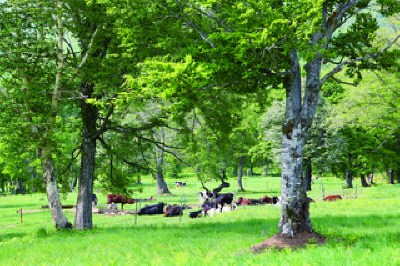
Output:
[
  {"xmin": 101, "ymin": 181, "xmax": 286, "ymax": 218},
  {"xmin": 100, "ymin": 181, "xmax": 343, "ymax": 218}
]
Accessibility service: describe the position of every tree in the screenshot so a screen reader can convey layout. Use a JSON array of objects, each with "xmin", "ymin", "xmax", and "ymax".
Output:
[
  {"xmin": 328, "ymin": 69, "xmax": 400, "ymax": 185},
  {"xmin": 230, "ymin": 102, "xmax": 262, "ymax": 191},
  {"xmin": 134, "ymin": 1, "xmax": 399, "ymax": 238},
  {"xmin": 272, "ymin": 1, "xmax": 399, "ymax": 237},
  {"xmin": 0, "ymin": 0, "xmax": 72, "ymax": 228}
]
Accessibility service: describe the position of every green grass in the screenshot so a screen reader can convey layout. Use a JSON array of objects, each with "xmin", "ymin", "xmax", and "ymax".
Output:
[{"xmin": 0, "ymin": 176, "xmax": 399, "ymax": 265}]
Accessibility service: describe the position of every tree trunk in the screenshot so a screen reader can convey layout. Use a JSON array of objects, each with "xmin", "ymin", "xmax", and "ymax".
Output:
[
  {"xmin": 360, "ymin": 174, "xmax": 369, "ymax": 187},
  {"xmin": 221, "ymin": 165, "xmax": 227, "ymax": 179},
  {"xmin": 248, "ymin": 163, "xmax": 254, "ymax": 176},
  {"xmin": 155, "ymin": 127, "xmax": 170, "ymax": 195},
  {"xmin": 41, "ymin": 3, "xmax": 70, "ymax": 229},
  {"xmin": 279, "ymin": 49, "xmax": 312, "ymax": 236},
  {"xmin": 265, "ymin": 160, "xmax": 269, "ymax": 175},
  {"xmin": 16, "ymin": 178, "xmax": 24, "ymax": 194},
  {"xmin": 280, "ymin": 121, "xmax": 312, "ymax": 236},
  {"xmin": 367, "ymin": 173, "xmax": 373, "ymax": 184},
  {"xmin": 237, "ymin": 156, "xmax": 245, "ymax": 192},
  {"xmin": 346, "ymin": 171, "xmax": 353, "ymax": 188},
  {"xmin": 72, "ymin": 175, "xmax": 78, "ymax": 190},
  {"xmin": 305, "ymin": 158, "xmax": 312, "ymax": 191},
  {"xmin": 29, "ymin": 162, "xmax": 37, "ymax": 193},
  {"xmin": 156, "ymin": 170, "xmax": 170, "ymax": 195},
  {"xmin": 75, "ymin": 83, "xmax": 98, "ymax": 230},
  {"xmin": 232, "ymin": 167, "xmax": 238, "ymax": 177},
  {"xmin": 397, "ymin": 168, "xmax": 400, "ymax": 184},
  {"xmin": 41, "ymin": 147, "xmax": 71, "ymax": 228},
  {"xmin": 387, "ymin": 169, "xmax": 394, "ymax": 184}
]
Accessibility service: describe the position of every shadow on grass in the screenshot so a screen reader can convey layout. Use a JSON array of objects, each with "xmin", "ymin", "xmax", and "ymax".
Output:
[
  {"xmin": 37, "ymin": 217, "xmax": 279, "ymax": 241},
  {"xmin": 312, "ymin": 213, "xmax": 400, "ymax": 246},
  {"xmin": 0, "ymin": 232, "xmax": 26, "ymax": 242},
  {"xmin": 26, "ymin": 212, "xmax": 400, "ymax": 250},
  {"xmin": 0, "ymin": 203, "xmax": 41, "ymax": 209}
]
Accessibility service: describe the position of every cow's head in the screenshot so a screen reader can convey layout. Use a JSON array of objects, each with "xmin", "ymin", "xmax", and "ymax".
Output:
[{"xmin": 199, "ymin": 191, "xmax": 213, "ymax": 206}]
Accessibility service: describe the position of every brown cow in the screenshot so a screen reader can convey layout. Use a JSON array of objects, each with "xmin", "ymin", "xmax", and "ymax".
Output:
[{"xmin": 323, "ymin": 195, "xmax": 342, "ymax": 201}]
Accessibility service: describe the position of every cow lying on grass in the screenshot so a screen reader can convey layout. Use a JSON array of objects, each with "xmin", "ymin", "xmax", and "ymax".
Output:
[
  {"xmin": 137, "ymin": 202, "xmax": 165, "ymax": 215},
  {"xmin": 175, "ymin": 182, "xmax": 186, "ymax": 187},
  {"xmin": 164, "ymin": 204, "xmax": 183, "ymax": 217},
  {"xmin": 188, "ymin": 210, "xmax": 203, "ymax": 218},
  {"xmin": 323, "ymin": 194, "xmax": 342, "ymax": 201},
  {"xmin": 236, "ymin": 195, "xmax": 280, "ymax": 205}
]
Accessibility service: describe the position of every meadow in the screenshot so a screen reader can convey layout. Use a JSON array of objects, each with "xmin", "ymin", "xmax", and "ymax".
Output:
[{"xmin": 0, "ymin": 174, "xmax": 399, "ymax": 266}]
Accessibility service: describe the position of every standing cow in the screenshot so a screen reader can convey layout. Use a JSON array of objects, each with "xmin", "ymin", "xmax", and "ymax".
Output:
[{"xmin": 199, "ymin": 180, "xmax": 235, "ymax": 213}]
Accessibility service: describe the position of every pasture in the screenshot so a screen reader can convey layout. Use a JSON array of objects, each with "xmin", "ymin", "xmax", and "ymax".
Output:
[{"xmin": 0, "ymin": 175, "xmax": 399, "ymax": 265}]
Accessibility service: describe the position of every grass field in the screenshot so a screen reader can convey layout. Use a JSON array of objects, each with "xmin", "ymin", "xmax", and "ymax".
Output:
[{"xmin": 0, "ymin": 175, "xmax": 399, "ymax": 266}]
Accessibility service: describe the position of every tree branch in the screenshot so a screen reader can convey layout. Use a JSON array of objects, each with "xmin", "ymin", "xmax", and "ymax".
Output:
[
  {"xmin": 77, "ymin": 26, "xmax": 99, "ymax": 69},
  {"xmin": 331, "ymin": 77, "xmax": 357, "ymax": 87},
  {"xmin": 193, "ymin": 6, "xmax": 234, "ymax": 32},
  {"xmin": 331, "ymin": 0, "xmax": 362, "ymax": 32},
  {"xmin": 321, "ymin": 35, "xmax": 400, "ymax": 84},
  {"xmin": 59, "ymin": 145, "xmax": 82, "ymax": 176},
  {"xmin": 95, "ymin": 104, "xmax": 114, "ymax": 138},
  {"xmin": 136, "ymin": 134, "xmax": 184, "ymax": 150},
  {"xmin": 162, "ymin": 1, "xmax": 217, "ymax": 48},
  {"xmin": 108, "ymin": 119, "xmax": 166, "ymax": 135}
]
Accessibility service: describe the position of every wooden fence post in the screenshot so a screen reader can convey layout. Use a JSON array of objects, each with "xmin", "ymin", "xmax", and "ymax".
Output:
[{"xmin": 134, "ymin": 201, "xmax": 138, "ymax": 225}]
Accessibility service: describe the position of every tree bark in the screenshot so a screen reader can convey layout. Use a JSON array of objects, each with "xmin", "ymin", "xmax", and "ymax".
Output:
[
  {"xmin": 155, "ymin": 127, "xmax": 170, "ymax": 195},
  {"xmin": 29, "ymin": 157, "xmax": 38, "ymax": 193},
  {"xmin": 397, "ymin": 168, "xmax": 400, "ymax": 184},
  {"xmin": 75, "ymin": 82, "xmax": 98, "ymax": 229},
  {"xmin": 40, "ymin": 2, "xmax": 71, "ymax": 229},
  {"xmin": 221, "ymin": 165, "xmax": 227, "ymax": 179},
  {"xmin": 387, "ymin": 169, "xmax": 394, "ymax": 184},
  {"xmin": 248, "ymin": 163, "xmax": 254, "ymax": 176},
  {"xmin": 367, "ymin": 173, "xmax": 373, "ymax": 184},
  {"xmin": 136, "ymin": 174, "xmax": 142, "ymax": 185},
  {"xmin": 16, "ymin": 178, "xmax": 24, "ymax": 194},
  {"xmin": 237, "ymin": 156, "xmax": 245, "ymax": 192},
  {"xmin": 265, "ymin": 160, "xmax": 269, "ymax": 175},
  {"xmin": 305, "ymin": 158, "xmax": 312, "ymax": 191},
  {"xmin": 360, "ymin": 174, "xmax": 369, "ymax": 187},
  {"xmin": 346, "ymin": 171, "xmax": 353, "ymax": 188},
  {"xmin": 232, "ymin": 167, "xmax": 238, "ymax": 177},
  {"xmin": 41, "ymin": 147, "xmax": 71, "ymax": 228},
  {"xmin": 279, "ymin": 49, "xmax": 312, "ymax": 236}
]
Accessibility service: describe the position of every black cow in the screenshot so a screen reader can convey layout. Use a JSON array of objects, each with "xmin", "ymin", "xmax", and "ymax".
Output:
[
  {"xmin": 200, "ymin": 193, "xmax": 234, "ymax": 213},
  {"xmin": 214, "ymin": 193, "xmax": 234, "ymax": 211},
  {"xmin": 175, "ymin": 182, "xmax": 186, "ymax": 187},
  {"xmin": 137, "ymin": 202, "xmax": 165, "ymax": 215},
  {"xmin": 164, "ymin": 204, "xmax": 183, "ymax": 217},
  {"xmin": 199, "ymin": 181, "xmax": 234, "ymax": 213},
  {"xmin": 92, "ymin": 193, "xmax": 98, "ymax": 206},
  {"xmin": 189, "ymin": 210, "xmax": 203, "ymax": 218},
  {"xmin": 272, "ymin": 196, "xmax": 279, "ymax": 204}
]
